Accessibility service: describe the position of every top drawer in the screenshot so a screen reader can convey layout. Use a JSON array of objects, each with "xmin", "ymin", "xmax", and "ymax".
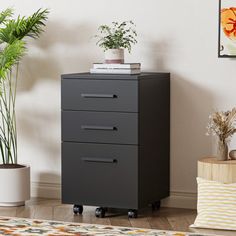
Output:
[{"xmin": 61, "ymin": 79, "xmax": 138, "ymax": 112}]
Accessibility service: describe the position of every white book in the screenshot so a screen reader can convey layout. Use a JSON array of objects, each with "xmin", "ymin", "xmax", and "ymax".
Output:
[
  {"xmin": 90, "ymin": 68, "xmax": 141, "ymax": 75},
  {"xmin": 93, "ymin": 63, "xmax": 141, "ymax": 69}
]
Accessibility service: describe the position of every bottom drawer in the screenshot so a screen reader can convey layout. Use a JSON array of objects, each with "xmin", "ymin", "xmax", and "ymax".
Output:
[{"xmin": 62, "ymin": 142, "xmax": 138, "ymax": 209}]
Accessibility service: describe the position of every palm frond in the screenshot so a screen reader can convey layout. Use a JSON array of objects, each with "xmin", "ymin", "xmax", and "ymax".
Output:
[
  {"xmin": 0, "ymin": 8, "xmax": 48, "ymax": 165},
  {"xmin": 0, "ymin": 19, "xmax": 15, "ymax": 43},
  {"xmin": 0, "ymin": 8, "xmax": 49, "ymax": 44},
  {"xmin": 0, "ymin": 40, "xmax": 25, "ymax": 79},
  {"xmin": 22, "ymin": 8, "xmax": 49, "ymax": 39},
  {"xmin": 0, "ymin": 8, "xmax": 13, "ymax": 25}
]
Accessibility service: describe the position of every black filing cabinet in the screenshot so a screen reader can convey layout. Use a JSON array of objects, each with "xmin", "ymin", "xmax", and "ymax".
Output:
[{"xmin": 61, "ymin": 72, "xmax": 170, "ymax": 218}]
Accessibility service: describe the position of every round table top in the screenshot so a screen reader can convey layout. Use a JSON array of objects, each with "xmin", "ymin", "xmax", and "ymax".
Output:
[{"xmin": 199, "ymin": 157, "xmax": 236, "ymax": 165}]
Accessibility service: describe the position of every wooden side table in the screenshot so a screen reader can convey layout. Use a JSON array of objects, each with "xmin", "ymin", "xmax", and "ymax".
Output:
[{"xmin": 198, "ymin": 157, "xmax": 236, "ymax": 183}]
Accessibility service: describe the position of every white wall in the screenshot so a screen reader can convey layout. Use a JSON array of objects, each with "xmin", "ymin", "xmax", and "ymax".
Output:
[{"xmin": 1, "ymin": 0, "xmax": 236, "ymax": 208}]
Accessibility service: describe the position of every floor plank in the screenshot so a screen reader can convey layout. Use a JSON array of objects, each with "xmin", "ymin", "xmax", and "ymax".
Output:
[
  {"xmin": 0, "ymin": 198, "xmax": 235, "ymax": 235},
  {"xmin": 167, "ymin": 215, "xmax": 191, "ymax": 232},
  {"xmin": 16, "ymin": 205, "xmax": 35, "ymax": 218},
  {"xmin": 148, "ymin": 216, "xmax": 173, "ymax": 230},
  {"xmin": 33, "ymin": 205, "xmax": 53, "ymax": 220},
  {"xmin": 110, "ymin": 215, "xmax": 132, "ymax": 227},
  {"xmin": 53, "ymin": 205, "xmax": 75, "ymax": 222},
  {"xmin": 0, "ymin": 207, "xmax": 17, "ymax": 217},
  {"xmin": 129, "ymin": 217, "xmax": 151, "ymax": 229}
]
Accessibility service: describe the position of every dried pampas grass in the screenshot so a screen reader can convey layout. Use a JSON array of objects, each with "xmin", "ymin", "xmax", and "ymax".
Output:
[{"xmin": 206, "ymin": 107, "xmax": 236, "ymax": 143}]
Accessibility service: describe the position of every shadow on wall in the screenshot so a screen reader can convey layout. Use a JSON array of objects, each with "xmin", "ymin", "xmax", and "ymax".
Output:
[
  {"xmin": 171, "ymin": 75, "xmax": 216, "ymax": 192},
  {"xmin": 150, "ymin": 40, "xmax": 170, "ymax": 70},
  {"xmin": 17, "ymin": 103, "xmax": 60, "ymax": 159},
  {"xmin": 16, "ymin": 20, "xmax": 95, "ymax": 184},
  {"xmin": 18, "ymin": 20, "xmax": 95, "ymax": 91},
  {"xmin": 146, "ymin": 39, "xmax": 215, "ymax": 160},
  {"xmin": 146, "ymin": 40, "xmax": 216, "ymax": 192},
  {"xmin": 141, "ymin": 39, "xmax": 171, "ymax": 70}
]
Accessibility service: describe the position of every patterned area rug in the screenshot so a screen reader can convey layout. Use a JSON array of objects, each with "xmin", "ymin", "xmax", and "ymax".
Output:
[{"xmin": 0, "ymin": 216, "xmax": 218, "ymax": 236}]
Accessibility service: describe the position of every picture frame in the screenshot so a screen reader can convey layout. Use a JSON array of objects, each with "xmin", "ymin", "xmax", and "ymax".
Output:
[{"xmin": 219, "ymin": 0, "xmax": 236, "ymax": 57}]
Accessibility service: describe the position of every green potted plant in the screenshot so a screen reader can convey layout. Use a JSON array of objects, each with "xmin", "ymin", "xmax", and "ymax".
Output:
[
  {"xmin": 0, "ymin": 8, "xmax": 49, "ymax": 206},
  {"xmin": 95, "ymin": 20, "xmax": 137, "ymax": 64}
]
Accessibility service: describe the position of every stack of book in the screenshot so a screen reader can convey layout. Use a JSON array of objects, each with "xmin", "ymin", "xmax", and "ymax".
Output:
[{"xmin": 90, "ymin": 63, "xmax": 141, "ymax": 75}]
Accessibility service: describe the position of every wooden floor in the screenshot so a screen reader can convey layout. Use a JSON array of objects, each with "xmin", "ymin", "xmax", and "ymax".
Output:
[{"xmin": 0, "ymin": 198, "xmax": 234, "ymax": 235}]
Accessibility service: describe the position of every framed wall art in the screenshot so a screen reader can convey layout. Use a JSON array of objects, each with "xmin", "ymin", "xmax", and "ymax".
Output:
[{"xmin": 219, "ymin": 0, "xmax": 236, "ymax": 57}]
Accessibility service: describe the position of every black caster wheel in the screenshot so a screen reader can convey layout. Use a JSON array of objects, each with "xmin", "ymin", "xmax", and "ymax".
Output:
[
  {"xmin": 128, "ymin": 209, "xmax": 138, "ymax": 218},
  {"xmin": 73, "ymin": 204, "xmax": 83, "ymax": 215},
  {"xmin": 152, "ymin": 201, "xmax": 161, "ymax": 211},
  {"xmin": 95, "ymin": 207, "xmax": 106, "ymax": 218}
]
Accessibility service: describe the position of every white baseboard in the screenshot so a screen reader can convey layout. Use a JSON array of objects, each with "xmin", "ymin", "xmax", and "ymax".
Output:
[
  {"xmin": 31, "ymin": 182, "xmax": 197, "ymax": 209},
  {"xmin": 31, "ymin": 181, "xmax": 61, "ymax": 199}
]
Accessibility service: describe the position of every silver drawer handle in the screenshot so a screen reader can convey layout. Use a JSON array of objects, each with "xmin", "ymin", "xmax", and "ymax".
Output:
[
  {"xmin": 81, "ymin": 157, "xmax": 117, "ymax": 164},
  {"xmin": 81, "ymin": 93, "xmax": 117, "ymax": 98},
  {"xmin": 81, "ymin": 125, "xmax": 117, "ymax": 131}
]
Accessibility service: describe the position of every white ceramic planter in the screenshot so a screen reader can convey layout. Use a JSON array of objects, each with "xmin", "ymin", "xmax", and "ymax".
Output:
[
  {"xmin": 0, "ymin": 165, "xmax": 30, "ymax": 206},
  {"xmin": 104, "ymin": 48, "xmax": 124, "ymax": 64}
]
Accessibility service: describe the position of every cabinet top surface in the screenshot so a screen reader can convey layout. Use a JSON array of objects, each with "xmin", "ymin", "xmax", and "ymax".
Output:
[
  {"xmin": 61, "ymin": 72, "xmax": 170, "ymax": 80},
  {"xmin": 199, "ymin": 157, "xmax": 236, "ymax": 165}
]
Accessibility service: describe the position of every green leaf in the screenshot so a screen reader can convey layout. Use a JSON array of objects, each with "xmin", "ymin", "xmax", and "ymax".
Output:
[
  {"xmin": 0, "ymin": 8, "xmax": 13, "ymax": 25},
  {"xmin": 0, "ymin": 8, "xmax": 49, "ymax": 165},
  {"xmin": 0, "ymin": 40, "xmax": 25, "ymax": 79},
  {"xmin": 94, "ymin": 20, "xmax": 137, "ymax": 52},
  {"xmin": 0, "ymin": 8, "xmax": 49, "ymax": 44}
]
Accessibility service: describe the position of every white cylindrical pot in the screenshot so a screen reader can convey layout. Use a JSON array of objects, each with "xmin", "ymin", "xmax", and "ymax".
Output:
[
  {"xmin": 104, "ymin": 48, "xmax": 124, "ymax": 64},
  {"xmin": 0, "ymin": 165, "xmax": 30, "ymax": 206}
]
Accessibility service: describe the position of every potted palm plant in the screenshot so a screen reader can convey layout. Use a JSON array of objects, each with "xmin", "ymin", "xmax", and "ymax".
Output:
[
  {"xmin": 0, "ymin": 8, "xmax": 49, "ymax": 206},
  {"xmin": 95, "ymin": 21, "xmax": 137, "ymax": 63}
]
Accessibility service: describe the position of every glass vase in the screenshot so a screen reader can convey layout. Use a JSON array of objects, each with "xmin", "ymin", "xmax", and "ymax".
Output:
[{"xmin": 217, "ymin": 140, "xmax": 228, "ymax": 161}]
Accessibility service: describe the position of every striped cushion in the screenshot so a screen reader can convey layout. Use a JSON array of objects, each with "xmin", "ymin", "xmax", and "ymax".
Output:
[{"xmin": 191, "ymin": 177, "xmax": 236, "ymax": 230}]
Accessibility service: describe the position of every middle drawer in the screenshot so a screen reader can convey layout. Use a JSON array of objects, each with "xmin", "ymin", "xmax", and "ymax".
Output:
[{"xmin": 62, "ymin": 111, "xmax": 138, "ymax": 145}]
